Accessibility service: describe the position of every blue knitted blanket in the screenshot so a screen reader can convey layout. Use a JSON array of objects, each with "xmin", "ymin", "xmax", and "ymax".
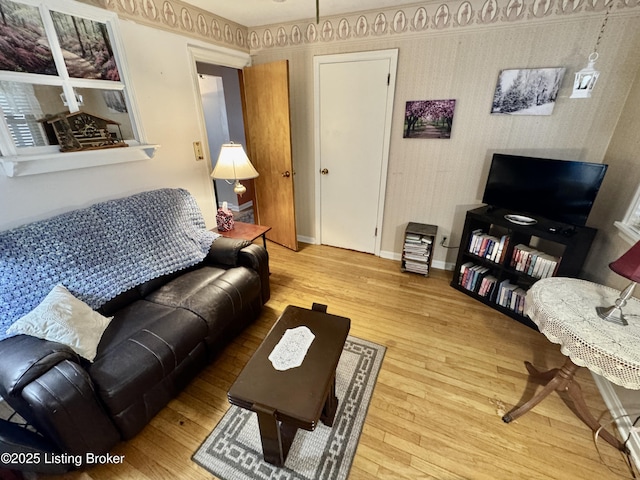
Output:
[{"xmin": 0, "ymin": 188, "xmax": 219, "ymax": 341}]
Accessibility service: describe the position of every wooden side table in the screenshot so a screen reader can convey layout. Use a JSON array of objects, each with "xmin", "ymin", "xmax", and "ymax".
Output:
[
  {"xmin": 213, "ymin": 221, "xmax": 272, "ymax": 250},
  {"xmin": 503, "ymin": 277, "xmax": 640, "ymax": 451}
]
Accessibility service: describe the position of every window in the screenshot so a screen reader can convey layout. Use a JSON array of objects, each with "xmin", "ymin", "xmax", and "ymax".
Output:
[
  {"xmin": 615, "ymin": 184, "xmax": 640, "ymax": 245},
  {"xmin": 0, "ymin": 0, "xmax": 156, "ymax": 176}
]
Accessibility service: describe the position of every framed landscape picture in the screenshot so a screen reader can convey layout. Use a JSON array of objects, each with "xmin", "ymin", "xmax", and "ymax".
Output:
[
  {"xmin": 0, "ymin": 0, "xmax": 120, "ymax": 81},
  {"xmin": 404, "ymin": 99, "xmax": 456, "ymax": 139},
  {"xmin": 491, "ymin": 67, "xmax": 565, "ymax": 116}
]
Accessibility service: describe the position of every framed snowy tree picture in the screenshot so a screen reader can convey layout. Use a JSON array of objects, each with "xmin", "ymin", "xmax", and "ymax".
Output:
[{"xmin": 491, "ymin": 68, "xmax": 566, "ymax": 115}]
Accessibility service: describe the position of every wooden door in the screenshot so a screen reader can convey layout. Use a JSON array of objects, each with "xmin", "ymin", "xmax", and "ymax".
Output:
[
  {"xmin": 241, "ymin": 60, "xmax": 298, "ymax": 251},
  {"xmin": 315, "ymin": 51, "xmax": 397, "ymax": 254}
]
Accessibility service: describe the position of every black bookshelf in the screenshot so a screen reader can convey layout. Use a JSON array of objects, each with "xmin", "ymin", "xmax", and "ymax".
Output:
[{"xmin": 450, "ymin": 206, "xmax": 597, "ymax": 329}]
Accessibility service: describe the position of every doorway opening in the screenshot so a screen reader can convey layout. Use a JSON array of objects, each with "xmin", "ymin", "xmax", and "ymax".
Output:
[{"xmin": 197, "ymin": 63, "xmax": 255, "ymax": 224}]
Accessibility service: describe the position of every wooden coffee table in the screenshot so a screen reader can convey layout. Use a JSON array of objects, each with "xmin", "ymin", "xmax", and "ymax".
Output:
[
  {"xmin": 213, "ymin": 221, "xmax": 271, "ymax": 249},
  {"xmin": 227, "ymin": 304, "xmax": 350, "ymax": 466}
]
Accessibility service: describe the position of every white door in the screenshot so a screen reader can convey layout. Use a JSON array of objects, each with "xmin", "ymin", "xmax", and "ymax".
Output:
[{"xmin": 315, "ymin": 50, "xmax": 398, "ymax": 254}]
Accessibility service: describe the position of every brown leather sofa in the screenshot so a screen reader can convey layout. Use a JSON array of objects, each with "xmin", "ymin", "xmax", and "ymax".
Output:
[{"xmin": 0, "ymin": 236, "xmax": 269, "ymax": 473}]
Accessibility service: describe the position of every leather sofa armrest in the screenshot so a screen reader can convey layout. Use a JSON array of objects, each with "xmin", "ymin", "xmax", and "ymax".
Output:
[
  {"xmin": 20, "ymin": 360, "xmax": 120, "ymax": 456},
  {"xmin": 238, "ymin": 243, "xmax": 270, "ymax": 303},
  {"xmin": 205, "ymin": 237, "xmax": 252, "ymax": 266},
  {"xmin": 205, "ymin": 237, "xmax": 270, "ymax": 303},
  {"xmin": 0, "ymin": 420, "xmax": 71, "ymax": 474},
  {"xmin": 0, "ymin": 335, "xmax": 78, "ymax": 397}
]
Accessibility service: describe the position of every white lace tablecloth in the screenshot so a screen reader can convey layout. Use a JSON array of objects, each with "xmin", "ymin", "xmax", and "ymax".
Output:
[
  {"xmin": 525, "ymin": 277, "xmax": 640, "ymax": 389},
  {"xmin": 268, "ymin": 326, "xmax": 315, "ymax": 371}
]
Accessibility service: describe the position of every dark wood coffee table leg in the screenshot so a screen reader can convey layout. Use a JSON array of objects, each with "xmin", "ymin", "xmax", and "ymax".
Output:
[
  {"xmin": 254, "ymin": 404, "xmax": 297, "ymax": 466},
  {"xmin": 320, "ymin": 375, "xmax": 338, "ymax": 427}
]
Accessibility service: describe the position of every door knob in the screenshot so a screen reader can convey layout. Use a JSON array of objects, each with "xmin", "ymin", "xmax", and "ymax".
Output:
[
  {"xmin": 321, "ymin": 168, "xmax": 329, "ymax": 175},
  {"xmin": 282, "ymin": 171, "xmax": 291, "ymax": 177}
]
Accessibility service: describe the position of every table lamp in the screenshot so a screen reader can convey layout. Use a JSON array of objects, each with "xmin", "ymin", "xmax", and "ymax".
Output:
[
  {"xmin": 596, "ymin": 240, "xmax": 640, "ymax": 326},
  {"xmin": 210, "ymin": 142, "xmax": 259, "ymax": 196}
]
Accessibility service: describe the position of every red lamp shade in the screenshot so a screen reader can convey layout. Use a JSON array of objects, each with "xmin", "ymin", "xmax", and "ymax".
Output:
[{"xmin": 609, "ymin": 241, "xmax": 640, "ymax": 282}]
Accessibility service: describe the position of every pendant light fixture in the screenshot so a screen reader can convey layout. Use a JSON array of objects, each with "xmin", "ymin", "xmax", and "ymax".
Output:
[{"xmin": 571, "ymin": 4, "xmax": 611, "ymax": 99}]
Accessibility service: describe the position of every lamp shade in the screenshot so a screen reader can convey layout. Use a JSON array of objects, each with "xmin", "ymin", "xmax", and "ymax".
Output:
[
  {"xmin": 609, "ymin": 241, "xmax": 640, "ymax": 283},
  {"xmin": 211, "ymin": 143, "xmax": 259, "ymax": 180}
]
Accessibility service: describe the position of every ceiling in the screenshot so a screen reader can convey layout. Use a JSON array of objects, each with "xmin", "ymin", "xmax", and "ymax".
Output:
[{"xmin": 183, "ymin": 0, "xmax": 420, "ymax": 27}]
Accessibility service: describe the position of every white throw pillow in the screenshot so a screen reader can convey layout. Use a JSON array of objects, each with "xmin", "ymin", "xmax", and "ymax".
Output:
[{"xmin": 7, "ymin": 285, "xmax": 113, "ymax": 362}]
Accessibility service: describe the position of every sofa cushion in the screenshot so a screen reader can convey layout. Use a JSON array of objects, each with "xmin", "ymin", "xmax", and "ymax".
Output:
[
  {"xmin": 145, "ymin": 266, "xmax": 261, "ymax": 333},
  {"xmin": 90, "ymin": 301, "xmax": 207, "ymax": 416},
  {"xmin": 7, "ymin": 285, "xmax": 113, "ymax": 362}
]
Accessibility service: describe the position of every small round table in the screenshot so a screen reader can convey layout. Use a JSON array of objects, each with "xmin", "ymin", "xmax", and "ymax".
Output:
[{"xmin": 502, "ymin": 277, "xmax": 640, "ymax": 451}]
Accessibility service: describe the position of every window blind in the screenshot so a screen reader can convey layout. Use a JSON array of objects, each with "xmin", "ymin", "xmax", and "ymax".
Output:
[{"xmin": 0, "ymin": 84, "xmax": 47, "ymax": 148}]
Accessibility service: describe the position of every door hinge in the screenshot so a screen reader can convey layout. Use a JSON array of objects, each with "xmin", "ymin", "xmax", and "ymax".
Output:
[
  {"xmin": 375, "ymin": 227, "xmax": 378, "ymax": 236},
  {"xmin": 387, "ymin": 73, "xmax": 390, "ymax": 86}
]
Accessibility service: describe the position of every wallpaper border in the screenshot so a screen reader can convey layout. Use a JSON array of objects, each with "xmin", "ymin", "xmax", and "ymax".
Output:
[{"xmin": 88, "ymin": 0, "xmax": 640, "ymax": 54}]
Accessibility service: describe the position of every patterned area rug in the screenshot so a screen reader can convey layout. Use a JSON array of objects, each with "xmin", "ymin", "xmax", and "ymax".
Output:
[{"xmin": 192, "ymin": 335, "xmax": 385, "ymax": 480}]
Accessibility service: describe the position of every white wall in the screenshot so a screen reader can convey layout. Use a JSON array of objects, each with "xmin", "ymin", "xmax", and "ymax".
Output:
[{"xmin": 0, "ymin": 20, "xmax": 237, "ymax": 231}]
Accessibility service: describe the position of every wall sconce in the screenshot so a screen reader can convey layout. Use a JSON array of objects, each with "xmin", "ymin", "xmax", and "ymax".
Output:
[
  {"xmin": 571, "ymin": 5, "xmax": 611, "ymax": 99},
  {"xmin": 210, "ymin": 142, "xmax": 259, "ymax": 196}
]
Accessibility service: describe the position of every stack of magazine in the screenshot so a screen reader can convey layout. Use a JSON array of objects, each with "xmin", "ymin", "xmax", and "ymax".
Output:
[{"xmin": 403, "ymin": 233, "xmax": 433, "ymax": 275}]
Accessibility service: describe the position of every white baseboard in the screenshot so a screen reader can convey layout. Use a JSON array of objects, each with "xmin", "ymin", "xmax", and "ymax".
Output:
[
  {"xmin": 297, "ymin": 235, "xmax": 315, "ymax": 244},
  {"xmin": 379, "ymin": 249, "xmax": 400, "ymax": 261},
  {"xmin": 298, "ymin": 245, "xmax": 455, "ymax": 271},
  {"xmin": 592, "ymin": 373, "xmax": 640, "ymax": 470},
  {"xmin": 379, "ymin": 250, "xmax": 455, "ymax": 271}
]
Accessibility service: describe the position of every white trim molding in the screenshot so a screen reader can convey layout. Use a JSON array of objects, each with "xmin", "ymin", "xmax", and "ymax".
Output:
[
  {"xmin": 592, "ymin": 372, "xmax": 640, "ymax": 470},
  {"xmin": 615, "ymin": 220, "xmax": 640, "ymax": 245},
  {"xmin": 0, "ymin": 144, "xmax": 159, "ymax": 177}
]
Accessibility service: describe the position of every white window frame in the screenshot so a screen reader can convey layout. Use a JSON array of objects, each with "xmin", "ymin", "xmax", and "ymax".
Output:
[
  {"xmin": 0, "ymin": 0, "xmax": 158, "ymax": 177},
  {"xmin": 615, "ymin": 184, "xmax": 640, "ymax": 245}
]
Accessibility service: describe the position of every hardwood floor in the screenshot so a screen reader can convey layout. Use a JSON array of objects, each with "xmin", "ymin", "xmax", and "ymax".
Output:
[{"xmin": 37, "ymin": 242, "xmax": 635, "ymax": 480}]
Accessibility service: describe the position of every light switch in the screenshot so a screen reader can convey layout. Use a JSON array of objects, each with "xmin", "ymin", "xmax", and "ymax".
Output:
[{"xmin": 193, "ymin": 141, "xmax": 204, "ymax": 161}]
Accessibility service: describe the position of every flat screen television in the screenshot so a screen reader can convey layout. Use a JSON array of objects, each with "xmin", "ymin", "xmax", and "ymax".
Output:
[{"xmin": 482, "ymin": 154, "xmax": 608, "ymax": 226}]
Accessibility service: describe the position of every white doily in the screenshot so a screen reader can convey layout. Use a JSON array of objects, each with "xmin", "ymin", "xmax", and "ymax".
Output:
[
  {"xmin": 268, "ymin": 326, "xmax": 315, "ymax": 371},
  {"xmin": 525, "ymin": 277, "xmax": 640, "ymax": 389}
]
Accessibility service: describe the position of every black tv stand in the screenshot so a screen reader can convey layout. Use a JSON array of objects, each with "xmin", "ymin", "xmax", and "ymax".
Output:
[{"xmin": 451, "ymin": 206, "xmax": 597, "ymax": 329}]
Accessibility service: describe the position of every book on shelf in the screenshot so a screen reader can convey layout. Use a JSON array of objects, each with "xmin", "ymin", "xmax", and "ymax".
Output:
[
  {"xmin": 458, "ymin": 262, "xmax": 491, "ymax": 292},
  {"xmin": 510, "ymin": 244, "xmax": 560, "ymax": 279},
  {"xmin": 459, "ymin": 261, "xmax": 473, "ymax": 284},
  {"xmin": 478, "ymin": 275, "xmax": 497, "ymax": 299},
  {"xmin": 468, "ymin": 230, "xmax": 510, "ymax": 264},
  {"xmin": 495, "ymin": 280, "xmax": 527, "ymax": 313}
]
